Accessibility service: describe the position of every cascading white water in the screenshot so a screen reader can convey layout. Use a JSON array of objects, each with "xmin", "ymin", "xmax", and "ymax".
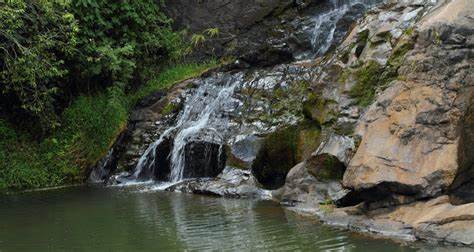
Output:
[
  {"xmin": 311, "ymin": 0, "xmax": 383, "ymax": 56},
  {"xmin": 311, "ymin": 4, "xmax": 349, "ymax": 56},
  {"xmin": 127, "ymin": 0, "xmax": 385, "ymax": 184},
  {"xmin": 132, "ymin": 73, "xmax": 242, "ymax": 182},
  {"xmin": 168, "ymin": 79, "xmax": 239, "ymax": 182}
]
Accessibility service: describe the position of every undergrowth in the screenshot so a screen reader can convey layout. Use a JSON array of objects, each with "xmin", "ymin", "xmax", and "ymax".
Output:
[{"xmin": 0, "ymin": 61, "xmax": 219, "ymax": 191}]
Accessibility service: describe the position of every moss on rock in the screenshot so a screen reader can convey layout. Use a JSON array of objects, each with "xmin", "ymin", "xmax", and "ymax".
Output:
[
  {"xmin": 303, "ymin": 93, "xmax": 337, "ymax": 125},
  {"xmin": 349, "ymin": 30, "xmax": 416, "ymax": 107},
  {"xmin": 349, "ymin": 61, "xmax": 385, "ymax": 107},
  {"xmin": 307, "ymin": 154, "xmax": 346, "ymax": 181},
  {"xmin": 252, "ymin": 122, "xmax": 320, "ymax": 189},
  {"xmin": 161, "ymin": 102, "xmax": 179, "ymax": 115}
]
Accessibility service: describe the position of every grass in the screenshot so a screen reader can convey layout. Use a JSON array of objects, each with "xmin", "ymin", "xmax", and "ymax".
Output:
[
  {"xmin": 131, "ymin": 60, "xmax": 219, "ymax": 105},
  {"xmin": 0, "ymin": 60, "xmax": 220, "ymax": 191},
  {"xmin": 0, "ymin": 88, "xmax": 128, "ymax": 191}
]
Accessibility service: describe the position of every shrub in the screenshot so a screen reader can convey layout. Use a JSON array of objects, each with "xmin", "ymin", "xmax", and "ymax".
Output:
[
  {"xmin": 0, "ymin": 0, "xmax": 187, "ymax": 133},
  {"xmin": 0, "ymin": 0, "xmax": 78, "ymax": 132}
]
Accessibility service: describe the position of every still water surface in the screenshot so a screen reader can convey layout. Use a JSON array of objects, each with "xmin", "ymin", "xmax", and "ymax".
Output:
[{"xmin": 0, "ymin": 186, "xmax": 442, "ymax": 251}]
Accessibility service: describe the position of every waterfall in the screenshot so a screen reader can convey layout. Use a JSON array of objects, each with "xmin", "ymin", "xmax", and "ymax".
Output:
[
  {"xmin": 168, "ymin": 79, "xmax": 238, "ymax": 182},
  {"xmin": 311, "ymin": 4, "xmax": 350, "ymax": 56},
  {"xmin": 132, "ymin": 73, "xmax": 242, "ymax": 182},
  {"xmin": 287, "ymin": 0, "xmax": 383, "ymax": 60},
  {"xmin": 123, "ymin": 0, "xmax": 385, "ymax": 184}
]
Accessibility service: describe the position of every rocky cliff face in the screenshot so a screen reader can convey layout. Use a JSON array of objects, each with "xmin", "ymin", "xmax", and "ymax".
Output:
[
  {"xmin": 163, "ymin": 0, "xmax": 380, "ymax": 63},
  {"xmin": 276, "ymin": 0, "xmax": 474, "ymax": 246},
  {"xmin": 91, "ymin": 0, "xmax": 474, "ymax": 247}
]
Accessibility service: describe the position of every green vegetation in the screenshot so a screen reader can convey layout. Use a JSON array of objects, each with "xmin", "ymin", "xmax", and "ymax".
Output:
[
  {"xmin": 0, "ymin": 0, "xmax": 186, "ymax": 134},
  {"xmin": 0, "ymin": 87, "xmax": 128, "ymax": 191},
  {"xmin": 245, "ymin": 79, "xmax": 310, "ymax": 126},
  {"xmin": 349, "ymin": 61, "xmax": 385, "ymax": 107},
  {"xmin": 348, "ymin": 59, "xmax": 400, "ymax": 107},
  {"xmin": 348, "ymin": 29, "xmax": 416, "ymax": 107},
  {"xmin": 191, "ymin": 28, "xmax": 220, "ymax": 47},
  {"xmin": 0, "ymin": 61, "xmax": 219, "ymax": 191},
  {"xmin": 0, "ymin": 0, "xmax": 223, "ymax": 191},
  {"xmin": 307, "ymin": 154, "xmax": 346, "ymax": 181},
  {"xmin": 131, "ymin": 60, "xmax": 218, "ymax": 104},
  {"xmin": 303, "ymin": 93, "xmax": 337, "ymax": 126},
  {"xmin": 319, "ymin": 200, "xmax": 335, "ymax": 214}
]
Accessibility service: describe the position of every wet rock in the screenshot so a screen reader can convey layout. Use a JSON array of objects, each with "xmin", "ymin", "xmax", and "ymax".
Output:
[
  {"xmin": 313, "ymin": 133, "xmax": 355, "ymax": 166},
  {"xmin": 241, "ymin": 46, "xmax": 294, "ymax": 67},
  {"xmin": 319, "ymin": 210, "xmax": 417, "ymax": 241},
  {"xmin": 167, "ymin": 167, "xmax": 271, "ymax": 198},
  {"xmin": 274, "ymin": 1, "xmax": 474, "ymax": 247},
  {"xmin": 377, "ymin": 196, "xmax": 474, "ymax": 246},
  {"xmin": 88, "ymin": 130, "xmax": 131, "ymax": 183},
  {"xmin": 106, "ymin": 172, "xmax": 132, "ymax": 185},
  {"xmin": 312, "ymin": 196, "xmax": 474, "ymax": 246},
  {"xmin": 227, "ymin": 135, "xmax": 263, "ymax": 169},
  {"xmin": 183, "ymin": 141, "xmax": 226, "ymax": 179},
  {"xmin": 88, "ymin": 149, "xmax": 116, "ymax": 183},
  {"xmin": 302, "ymin": 93, "xmax": 338, "ymax": 125},
  {"xmin": 333, "ymin": 3, "xmax": 368, "ymax": 48},
  {"xmin": 307, "ymin": 153, "xmax": 346, "ymax": 182},
  {"xmin": 133, "ymin": 137, "xmax": 173, "ymax": 181},
  {"xmin": 273, "ymin": 162, "xmax": 324, "ymax": 212},
  {"xmin": 252, "ymin": 127, "xmax": 299, "ymax": 190},
  {"xmin": 163, "ymin": 0, "xmax": 298, "ymax": 60}
]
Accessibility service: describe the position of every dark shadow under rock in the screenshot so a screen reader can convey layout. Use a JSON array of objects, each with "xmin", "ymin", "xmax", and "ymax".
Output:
[
  {"xmin": 450, "ymin": 93, "xmax": 474, "ymax": 204},
  {"xmin": 183, "ymin": 141, "xmax": 226, "ymax": 179},
  {"xmin": 450, "ymin": 180, "xmax": 474, "ymax": 205}
]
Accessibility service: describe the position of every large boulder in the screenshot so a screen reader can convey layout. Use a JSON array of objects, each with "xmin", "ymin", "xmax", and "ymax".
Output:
[
  {"xmin": 343, "ymin": 0, "xmax": 474, "ymax": 202},
  {"xmin": 273, "ymin": 158, "xmax": 352, "ymax": 213},
  {"xmin": 163, "ymin": 0, "xmax": 296, "ymax": 60}
]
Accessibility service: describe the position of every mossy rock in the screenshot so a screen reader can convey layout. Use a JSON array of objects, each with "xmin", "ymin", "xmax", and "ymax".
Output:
[
  {"xmin": 161, "ymin": 101, "xmax": 181, "ymax": 115},
  {"xmin": 303, "ymin": 93, "xmax": 337, "ymax": 125},
  {"xmin": 355, "ymin": 29, "xmax": 370, "ymax": 58},
  {"xmin": 252, "ymin": 122, "xmax": 320, "ymax": 189},
  {"xmin": 296, "ymin": 121, "xmax": 321, "ymax": 161},
  {"xmin": 388, "ymin": 36, "xmax": 415, "ymax": 67},
  {"xmin": 348, "ymin": 60, "xmax": 385, "ymax": 107},
  {"xmin": 349, "ymin": 30, "xmax": 416, "ymax": 107},
  {"xmin": 307, "ymin": 153, "xmax": 346, "ymax": 181}
]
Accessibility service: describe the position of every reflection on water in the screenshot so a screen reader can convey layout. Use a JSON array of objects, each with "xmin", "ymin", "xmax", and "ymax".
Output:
[{"xmin": 0, "ymin": 186, "xmax": 432, "ymax": 251}]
